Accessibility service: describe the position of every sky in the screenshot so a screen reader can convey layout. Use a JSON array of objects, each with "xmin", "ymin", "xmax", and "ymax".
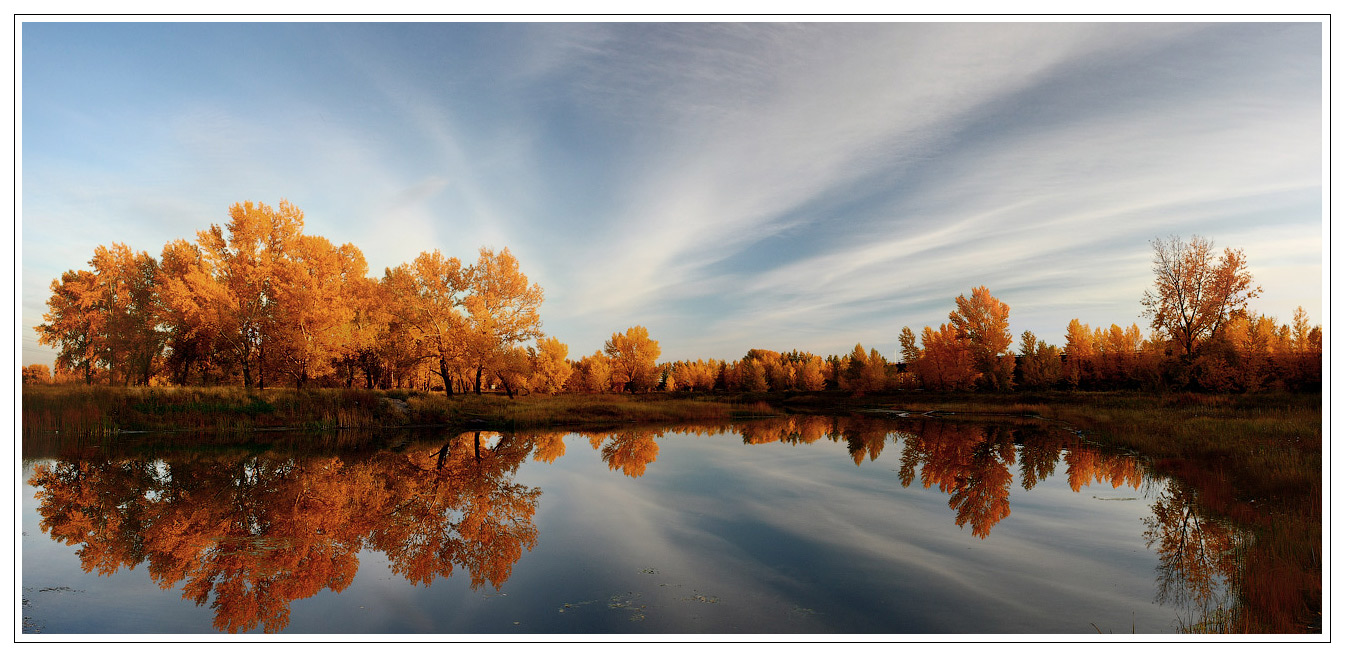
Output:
[{"xmin": 18, "ymin": 20, "xmax": 1325, "ymax": 368}]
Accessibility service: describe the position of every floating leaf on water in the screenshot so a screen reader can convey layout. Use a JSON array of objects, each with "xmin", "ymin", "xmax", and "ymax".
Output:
[{"xmin": 558, "ymin": 599, "xmax": 597, "ymax": 613}]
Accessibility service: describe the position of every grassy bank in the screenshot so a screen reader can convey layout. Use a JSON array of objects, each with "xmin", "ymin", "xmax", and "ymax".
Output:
[{"xmin": 19, "ymin": 385, "xmax": 770, "ymax": 437}]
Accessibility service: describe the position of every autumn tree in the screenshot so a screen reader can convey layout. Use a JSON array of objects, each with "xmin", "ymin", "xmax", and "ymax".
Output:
[
  {"xmin": 22, "ymin": 364, "xmax": 52, "ymax": 385},
  {"xmin": 1017, "ymin": 331, "xmax": 1062, "ymax": 389},
  {"xmin": 604, "ymin": 326, "xmax": 661, "ymax": 393},
  {"xmin": 899, "ymin": 326, "xmax": 921, "ymax": 366},
  {"xmin": 156, "ymin": 239, "xmax": 224, "ymax": 384},
  {"xmin": 668, "ymin": 359, "xmax": 723, "ymax": 392},
  {"xmin": 37, "ymin": 244, "xmax": 163, "ymax": 385},
  {"xmin": 337, "ymin": 272, "xmax": 392, "ymax": 388},
  {"xmin": 949, "ymin": 286, "xmax": 1014, "ymax": 390},
  {"xmin": 570, "ymin": 351, "xmax": 614, "ymax": 393},
  {"xmin": 266, "ymin": 236, "xmax": 367, "ymax": 388},
  {"xmin": 794, "ymin": 353, "xmax": 828, "ymax": 391},
  {"xmin": 913, "ymin": 324, "xmax": 977, "ymax": 391},
  {"xmin": 1062, "ymin": 318, "xmax": 1094, "ymax": 387},
  {"xmin": 462, "ymin": 247, "xmax": 545, "ymax": 394},
  {"xmin": 1091, "ymin": 323, "xmax": 1144, "ymax": 387},
  {"xmin": 91, "ymin": 243, "xmax": 163, "ymax": 385},
  {"xmin": 842, "ymin": 344, "xmax": 889, "ymax": 394},
  {"xmin": 1141, "ymin": 235, "xmax": 1260, "ymax": 357},
  {"xmin": 383, "ymin": 250, "xmax": 469, "ymax": 397},
  {"xmin": 160, "ymin": 201, "xmax": 305, "ymax": 388},
  {"xmin": 529, "ymin": 336, "xmax": 572, "ymax": 394},
  {"xmin": 490, "ymin": 346, "xmax": 533, "ymax": 398},
  {"xmin": 35, "ymin": 269, "xmax": 100, "ymax": 383},
  {"xmin": 739, "ymin": 357, "xmax": 769, "ymax": 392}
]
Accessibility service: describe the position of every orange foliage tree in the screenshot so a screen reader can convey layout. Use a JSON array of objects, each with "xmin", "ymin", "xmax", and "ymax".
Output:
[
  {"xmin": 604, "ymin": 326, "xmax": 661, "ymax": 393},
  {"xmin": 164, "ymin": 200, "xmax": 306, "ymax": 388},
  {"xmin": 35, "ymin": 269, "xmax": 101, "ymax": 383},
  {"xmin": 265, "ymin": 236, "xmax": 368, "ymax": 387},
  {"xmin": 1017, "ymin": 331, "xmax": 1062, "ymax": 389},
  {"xmin": 910, "ymin": 323, "xmax": 977, "ymax": 391},
  {"xmin": 463, "ymin": 247, "xmax": 545, "ymax": 394},
  {"xmin": 383, "ymin": 250, "xmax": 470, "ymax": 395},
  {"xmin": 37, "ymin": 244, "xmax": 162, "ymax": 385},
  {"xmin": 22, "ymin": 364, "xmax": 52, "ymax": 385},
  {"xmin": 949, "ymin": 286, "xmax": 1014, "ymax": 390},
  {"xmin": 1141, "ymin": 235, "xmax": 1260, "ymax": 357},
  {"xmin": 529, "ymin": 336, "xmax": 572, "ymax": 394}
]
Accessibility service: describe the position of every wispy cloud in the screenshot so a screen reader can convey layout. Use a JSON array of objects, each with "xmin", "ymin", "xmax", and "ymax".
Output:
[{"xmin": 20, "ymin": 21, "xmax": 1322, "ymax": 365}]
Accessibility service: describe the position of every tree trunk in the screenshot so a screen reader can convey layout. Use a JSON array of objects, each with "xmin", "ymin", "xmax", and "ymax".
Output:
[
  {"xmin": 439, "ymin": 357, "xmax": 455, "ymax": 398},
  {"xmin": 435, "ymin": 440, "xmax": 451, "ymax": 470}
]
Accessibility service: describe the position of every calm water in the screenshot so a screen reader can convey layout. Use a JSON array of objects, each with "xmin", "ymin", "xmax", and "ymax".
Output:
[{"xmin": 20, "ymin": 415, "xmax": 1235, "ymax": 634}]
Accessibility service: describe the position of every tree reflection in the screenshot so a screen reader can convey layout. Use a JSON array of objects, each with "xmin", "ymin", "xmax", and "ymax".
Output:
[
  {"xmin": 896, "ymin": 422, "xmax": 1016, "ymax": 538},
  {"xmin": 367, "ymin": 432, "xmax": 539, "ymax": 590},
  {"xmin": 585, "ymin": 429, "xmax": 662, "ymax": 478},
  {"xmin": 839, "ymin": 416, "xmax": 891, "ymax": 465},
  {"xmin": 1143, "ymin": 478, "xmax": 1239, "ymax": 612},
  {"xmin": 30, "ymin": 417, "xmax": 1230, "ymax": 634},
  {"xmin": 28, "ymin": 431, "xmax": 540, "ymax": 633}
]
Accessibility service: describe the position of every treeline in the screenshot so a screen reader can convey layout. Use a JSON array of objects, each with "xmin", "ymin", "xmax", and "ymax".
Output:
[{"xmin": 31, "ymin": 204, "xmax": 1321, "ymax": 395}]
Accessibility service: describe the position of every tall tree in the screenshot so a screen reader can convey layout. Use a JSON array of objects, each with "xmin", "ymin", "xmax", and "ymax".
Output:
[
  {"xmin": 35, "ymin": 269, "xmax": 100, "ymax": 383},
  {"xmin": 463, "ymin": 248, "xmax": 545, "ymax": 394},
  {"xmin": 572, "ymin": 351, "xmax": 614, "ymax": 393},
  {"xmin": 604, "ymin": 326, "xmax": 661, "ymax": 393},
  {"xmin": 1018, "ymin": 330, "xmax": 1062, "ymax": 389},
  {"xmin": 37, "ymin": 244, "xmax": 162, "ymax": 385},
  {"xmin": 383, "ymin": 250, "xmax": 469, "ymax": 397},
  {"xmin": 183, "ymin": 200, "xmax": 304, "ymax": 388},
  {"xmin": 156, "ymin": 239, "xmax": 223, "ymax": 384},
  {"xmin": 90, "ymin": 244, "xmax": 163, "ymax": 385},
  {"xmin": 916, "ymin": 323, "xmax": 978, "ymax": 391},
  {"xmin": 266, "ymin": 236, "xmax": 366, "ymax": 388},
  {"xmin": 948, "ymin": 286, "xmax": 1014, "ymax": 390},
  {"xmin": 1062, "ymin": 318, "xmax": 1094, "ymax": 387},
  {"xmin": 1141, "ymin": 235, "xmax": 1260, "ymax": 356},
  {"xmin": 529, "ymin": 336, "xmax": 572, "ymax": 395}
]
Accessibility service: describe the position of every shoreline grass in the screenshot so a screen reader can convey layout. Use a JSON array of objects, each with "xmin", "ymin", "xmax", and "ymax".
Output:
[{"xmin": 19, "ymin": 385, "xmax": 785, "ymax": 437}]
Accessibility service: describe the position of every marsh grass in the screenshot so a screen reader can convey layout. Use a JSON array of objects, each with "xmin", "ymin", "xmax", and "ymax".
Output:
[
  {"xmin": 19, "ymin": 386, "xmax": 749, "ymax": 437},
  {"xmin": 21, "ymin": 385, "xmax": 393, "ymax": 436},
  {"xmin": 960, "ymin": 390, "xmax": 1321, "ymax": 634},
  {"xmin": 399, "ymin": 391, "xmax": 740, "ymax": 428}
]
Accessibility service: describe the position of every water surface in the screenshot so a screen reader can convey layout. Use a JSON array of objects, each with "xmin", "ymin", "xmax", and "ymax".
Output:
[{"xmin": 21, "ymin": 415, "xmax": 1235, "ymax": 634}]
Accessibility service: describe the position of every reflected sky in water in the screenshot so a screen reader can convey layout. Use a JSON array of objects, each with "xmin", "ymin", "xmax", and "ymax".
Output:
[{"xmin": 22, "ymin": 417, "xmax": 1221, "ymax": 635}]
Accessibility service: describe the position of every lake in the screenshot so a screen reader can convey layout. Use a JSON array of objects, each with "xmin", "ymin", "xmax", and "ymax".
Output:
[{"xmin": 20, "ymin": 414, "xmax": 1237, "ymax": 635}]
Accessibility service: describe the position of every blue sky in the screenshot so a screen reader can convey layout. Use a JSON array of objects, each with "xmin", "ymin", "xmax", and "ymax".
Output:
[{"xmin": 19, "ymin": 21, "xmax": 1324, "ymax": 367}]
